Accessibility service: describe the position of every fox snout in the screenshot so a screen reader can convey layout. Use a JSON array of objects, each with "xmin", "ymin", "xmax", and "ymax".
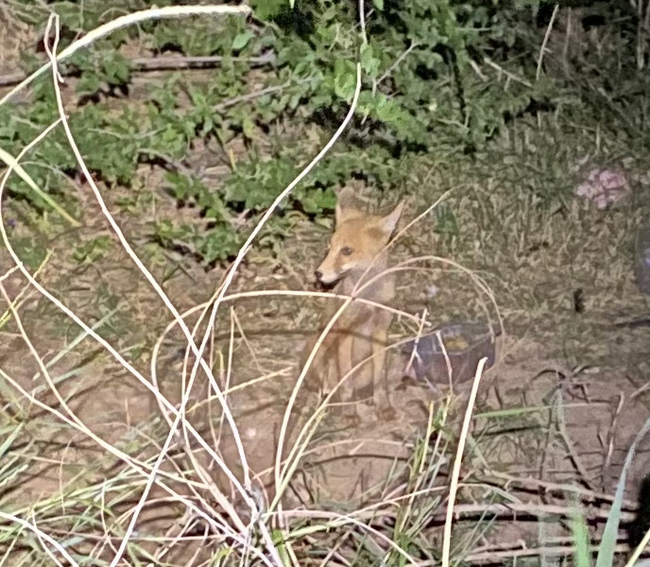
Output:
[
  {"xmin": 314, "ymin": 264, "xmax": 342, "ymax": 287},
  {"xmin": 313, "ymin": 249, "xmax": 346, "ymax": 286}
]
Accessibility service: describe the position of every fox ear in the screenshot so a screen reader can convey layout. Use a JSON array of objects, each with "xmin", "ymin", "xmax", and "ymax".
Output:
[
  {"xmin": 379, "ymin": 200, "xmax": 405, "ymax": 237},
  {"xmin": 335, "ymin": 187, "xmax": 363, "ymax": 225}
]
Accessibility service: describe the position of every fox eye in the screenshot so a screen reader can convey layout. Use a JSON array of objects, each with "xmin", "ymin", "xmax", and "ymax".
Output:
[{"xmin": 340, "ymin": 246, "xmax": 354, "ymax": 256}]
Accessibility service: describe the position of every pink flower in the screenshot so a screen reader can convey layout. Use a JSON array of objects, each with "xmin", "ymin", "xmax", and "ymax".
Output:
[{"xmin": 575, "ymin": 168, "xmax": 629, "ymax": 210}]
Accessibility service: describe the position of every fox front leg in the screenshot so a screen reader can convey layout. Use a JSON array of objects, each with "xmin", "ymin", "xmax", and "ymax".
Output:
[
  {"xmin": 336, "ymin": 331, "xmax": 355, "ymax": 401},
  {"xmin": 350, "ymin": 333, "xmax": 374, "ymax": 402},
  {"xmin": 333, "ymin": 332, "xmax": 362, "ymax": 424},
  {"xmin": 371, "ymin": 315, "xmax": 396, "ymax": 420}
]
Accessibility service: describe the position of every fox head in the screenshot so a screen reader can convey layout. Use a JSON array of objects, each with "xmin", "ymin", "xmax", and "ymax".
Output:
[{"xmin": 315, "ymin": 191, "xmax": 404, "ymax": 287}]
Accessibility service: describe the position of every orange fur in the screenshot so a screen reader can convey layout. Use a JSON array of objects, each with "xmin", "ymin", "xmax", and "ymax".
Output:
[{"xmin": 301, "ymin": 188, "xmax": 404, "ymax": 420}]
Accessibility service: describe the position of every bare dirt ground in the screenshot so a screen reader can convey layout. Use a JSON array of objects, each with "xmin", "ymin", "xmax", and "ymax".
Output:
[{"xmin": 4, "ymin": 181, "xmax": 649, "ymax": 552}]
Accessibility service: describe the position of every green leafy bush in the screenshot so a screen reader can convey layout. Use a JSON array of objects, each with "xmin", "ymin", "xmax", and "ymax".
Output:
[{"xmin": 4, "ymin": 0, "xmax": 649, "ymax": 264}]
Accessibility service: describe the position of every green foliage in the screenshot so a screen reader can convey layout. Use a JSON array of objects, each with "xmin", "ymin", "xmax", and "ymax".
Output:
[
  {"xmin": 73, "ymin": 51, "xmax": 132, "ymax": 97},
  {"xmin": 4, "ymin": 0, "xmax": 649, "ymax": 264},
  {"xmin": 73, "ymin": 235, "xmax": 113, "ymax": 264}
]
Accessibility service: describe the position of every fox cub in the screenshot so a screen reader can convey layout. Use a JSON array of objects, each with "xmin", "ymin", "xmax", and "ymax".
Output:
[{"xmin": 301, "ymin": 187, "xmax": 404, "ymax": 420}]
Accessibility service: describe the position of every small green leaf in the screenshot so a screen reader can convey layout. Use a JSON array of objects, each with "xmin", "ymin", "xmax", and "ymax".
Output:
[
  {"xmin": 78, "ymin": 75, "xmax": 101, "ymax": 96},
  {"xmin": 232, "ymin": 31, "xmax": 255, "ymax": 51},
  {"xmin": 360, "ymin": 44, "xmax": 380, "ymax": 79},
  {"xmin": 250, "ymin": 0, "xmax": 287, "ymax": 20},
  {"xmin": 374, "ymin": 95, "xmax": 401, "ymax": 122},
  {"xmin": 333, "ymin": 59, "xmax": 356, "ymax": 100},
  {"xmin": 242, "ymin": 114, "xmax": 256, "ymax": 140},
  {"xmin": 373, "ymin": 0, "xmax": 384, "ymax": 10}
]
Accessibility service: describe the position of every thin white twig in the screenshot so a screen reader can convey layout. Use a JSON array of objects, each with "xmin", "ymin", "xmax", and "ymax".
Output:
[
  {"xmin": 0, "ymin": 511, "xmax": 78, "ymax": 567},
  {"xmin": 0, "ymin": 5, "xmax": 251, "ymax": 106},
  {"xmin": 38, "ymin": 13, "xmax": 266, "ymax": 566},
  {"xmin": 0, "ymin": 50, "xmax": 271, "ymax": 567},
  {"xmin": 0, "ymin": 368, "xmax": 256, "ymax": 558},
  {"xmin": 278, "ymin": 509, "xmax": 420, "ymax": 565},
  {"xmin": 441, "ymin": 357, "xmax": 488, "ymax": 567},
  {"xmin": 536, "ymin": 4, "xmax": 560, "ymax": 81}
]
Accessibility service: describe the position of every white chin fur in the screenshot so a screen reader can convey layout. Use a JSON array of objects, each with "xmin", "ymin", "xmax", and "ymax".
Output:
[{"xmin": 319, "ymin": 274, "xmax": 340, "ymax": 285}]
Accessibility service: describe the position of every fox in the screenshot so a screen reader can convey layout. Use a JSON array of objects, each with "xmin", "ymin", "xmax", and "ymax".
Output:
[{"xmin": 300, "ymin": 187, "xmax": 405, "ymax": 421}]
